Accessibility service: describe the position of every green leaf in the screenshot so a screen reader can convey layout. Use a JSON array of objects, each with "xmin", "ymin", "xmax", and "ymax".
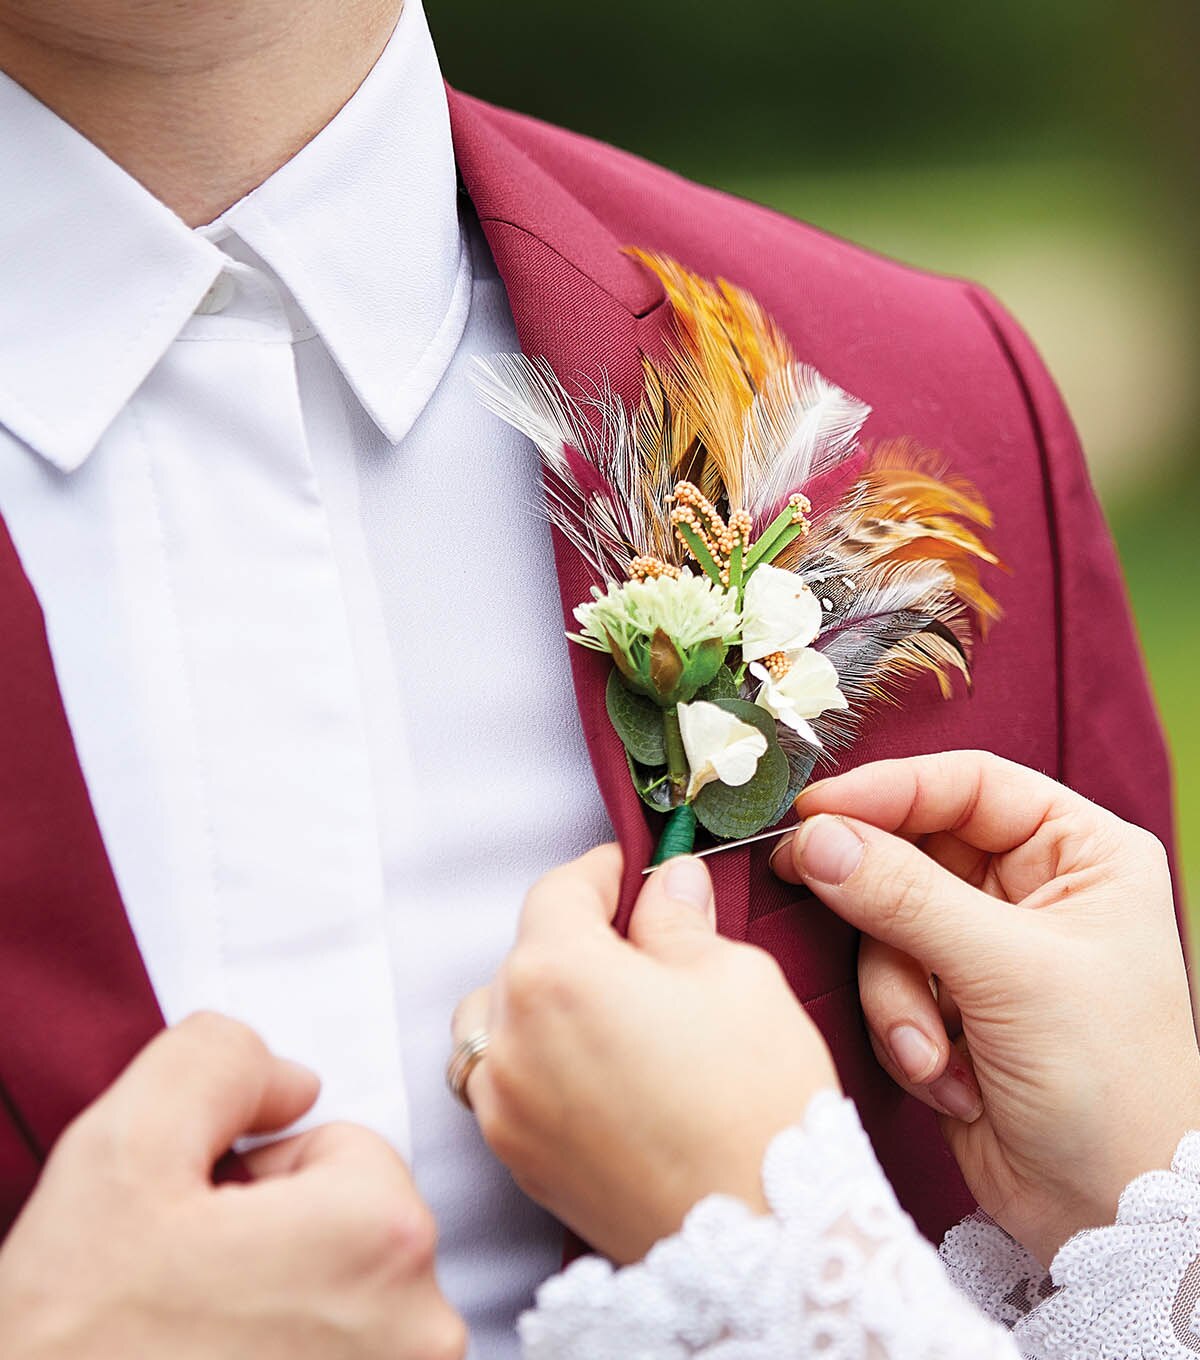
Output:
[
  {"xmin": 695, "ymin": 664, "xmax": 739, "ymax": 703},
  {"xmin": 626, "ymin": 751, "xmax": 672, "ymax": 812},
  {"xmin": 680, "ymin": 636, "xmax": 727, "ymax": 696},
  {"xmin": 772, "ymin": 745, "xmax": 819, "ymax": 826},
  {"xmin": 692, "ymin": 699, "xmax": 790, "ymax": 839},
  {"xmin": 604, "ymin": 628, "xmax": 641, "ymax": 688},
  {"xmin": 607, "ymin": 670, "xmax": 667, "ymax": 764}
]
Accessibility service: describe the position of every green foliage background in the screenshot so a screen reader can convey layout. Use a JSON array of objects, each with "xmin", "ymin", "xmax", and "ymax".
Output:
[{"xmin": 431, "ymin": 0, "xmax": 1200, "ymax": 913}]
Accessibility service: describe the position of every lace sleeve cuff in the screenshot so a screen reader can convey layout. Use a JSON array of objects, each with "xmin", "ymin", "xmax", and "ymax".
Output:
[
  {"xmin": 519, "ymin": 1092, "xmax": 1020, "ymax": 1359},
  {"xmin": 1011, "ymin": 1130, "xmax": 1200, "ymax": 1358}
]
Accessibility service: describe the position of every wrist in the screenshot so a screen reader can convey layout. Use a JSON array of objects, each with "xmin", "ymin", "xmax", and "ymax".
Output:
[{"xmin": 1039, "ymin": 1104, "xmax": 1200, "ymax": 1263}]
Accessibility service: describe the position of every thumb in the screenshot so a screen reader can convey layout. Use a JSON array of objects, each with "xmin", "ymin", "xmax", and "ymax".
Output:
[
  {"xmin": 628, "ymin": 855, "xmax": 717, "ymax": 962},
  {"xmin": 98, "ymin": 1013, "xmax": 321, "ymax": 1184},
  {"xmin": 776, "ymin": 815, "xmax": 1012, "ymax": 983}
]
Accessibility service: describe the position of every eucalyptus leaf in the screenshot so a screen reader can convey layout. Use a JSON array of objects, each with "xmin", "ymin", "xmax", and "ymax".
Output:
[
  {"xmin": 692, "ymin": 699, "xmax": 790, "ymax": 839},
  {"xmin": 626, "ymin": 752, "xmax": 672, "ymax": 812},
  {"xmin": 606, "ymin": 670, "xmax": 667, "ymax": 764},
  {"xmin": 773, "ymin": 744, "xmax": 819, "ymax": 826}
]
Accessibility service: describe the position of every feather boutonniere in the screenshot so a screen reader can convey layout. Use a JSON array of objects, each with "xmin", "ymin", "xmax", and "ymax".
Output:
[{"xmin": 475, "ymin": 252, "xmax": 1001, "ymax": 863}]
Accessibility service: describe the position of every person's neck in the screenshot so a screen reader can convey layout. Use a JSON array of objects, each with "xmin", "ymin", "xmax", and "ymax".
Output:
[{"xmin": 0, "ymin": 0, "xmax": 404, "ymax": 226}]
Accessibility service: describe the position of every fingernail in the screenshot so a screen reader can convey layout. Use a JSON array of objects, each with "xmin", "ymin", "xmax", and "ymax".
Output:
[
  {"xmin": 797, "ymin": 816, "xmax": 864, "ymax": 885},
  {"xmin": 795, "ymin": 777, "xmax": 832, "ymax": 802},
  {"xmin": 888, "ymin": 1025, "xmax": 940, "ymax": 1084},
  {"xmin": 928, "ymin": 1061, "xmax": 983, "ymax": 1123},
  {"xmin": 663, "ymin": 856, "xmax": 713, "ymax": 914},
  {"xmin": 768, "ymin": 832, "xmax": 795, "ymax": 873}
]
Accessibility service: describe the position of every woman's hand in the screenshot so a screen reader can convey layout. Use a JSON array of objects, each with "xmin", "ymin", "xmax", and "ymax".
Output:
[
  {"xmin": 453, "ymin": 845, "xmax": 838, "ymax": 1265},
  {"xmin": 773, "ymin": 749, "xmax": 1200, "ymax": 1264}
]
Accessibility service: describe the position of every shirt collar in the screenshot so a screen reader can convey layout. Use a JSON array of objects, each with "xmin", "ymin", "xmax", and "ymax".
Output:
[
  {"xmin": 203, "ymin": 0, "xmax": 468, "ymax": 447},
  {"xmin": 0, "ymin": 0, "xmax": 465, "ymax": 472},
  {"xmin": 0, "ymin": 77, "xmax": 224, "ymax": 472}
]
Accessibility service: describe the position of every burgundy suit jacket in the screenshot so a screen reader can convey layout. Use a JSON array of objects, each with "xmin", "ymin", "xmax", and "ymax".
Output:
[{"xmin": 0, "ymin": 89, "xmax": 1177, "ymax": 1248}]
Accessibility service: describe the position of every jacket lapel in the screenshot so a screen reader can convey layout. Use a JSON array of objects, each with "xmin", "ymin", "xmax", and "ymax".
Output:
[
  {"xmin": 448, "ymin": 88, "xmax": 753, "ymax": 939},
  {"xmin": 0, "ymin": 523, "xmax": 163, "ymax": 1162}
]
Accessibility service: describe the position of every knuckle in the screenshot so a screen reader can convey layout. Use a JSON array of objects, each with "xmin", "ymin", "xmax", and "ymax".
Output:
[
  {"xmin": 501, "ymin": 947, "xmax": 575, "ymax": 1020},
  {"xmin": 352, "ymin": 1180, "xmax": 439, "ymax": 1274},
  {"xmin": 425, "ymin": 1311, "xmax": 470, "ymax": 1360},
  {"xmin": 871, "ymin": 864, "xmax": 929, "ymax": 936},
  {"xmin": 729, "ymin": 940, "xmax": 786, "ymax": 989},
  {"xmin": 385, "ymin": 1197, "xmax": 439, "ymax": 1271},
  {"xmin": 857, "ymin": 944, "xmax": 925, "ymax": 1016},
  {"xmin": 320, "ymin": 1120, "xmax": 393, "ymax": 1162}
]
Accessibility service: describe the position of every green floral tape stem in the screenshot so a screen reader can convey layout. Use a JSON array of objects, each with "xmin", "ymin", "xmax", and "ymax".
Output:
[{"xmin": 650, "ymin": 804, "xmax": 698, "ymax": 866}]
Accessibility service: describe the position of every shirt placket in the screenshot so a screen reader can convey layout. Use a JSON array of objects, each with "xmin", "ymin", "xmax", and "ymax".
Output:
[{"xmin": 129, "ymin": 261, "xmax": 411, "ymax": 1155}]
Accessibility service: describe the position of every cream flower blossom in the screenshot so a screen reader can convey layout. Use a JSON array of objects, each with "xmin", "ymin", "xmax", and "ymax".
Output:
[
  {"xmin": 751, "ymin": 648, "xmax": 848, "ymax": 748},
  {"xmin": 740, "ymin": 564, "xmax": 823, "ymax": 663},
  {"xmin": 677, "ymin": 700, "xmax": 768, "ymax": 801},
  {"xmin": 571, "ymin": 570, "xmax": 740, "ymax": 656}
]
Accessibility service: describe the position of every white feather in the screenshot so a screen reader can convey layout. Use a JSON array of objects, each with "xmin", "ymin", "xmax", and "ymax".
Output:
[
  {"xmin": 472, "ymin": 354, "xmax": 657, "ymax": 580},
  {"xmin": 741, "ymin": 364, "xmax": 870, "ymax": 520}
]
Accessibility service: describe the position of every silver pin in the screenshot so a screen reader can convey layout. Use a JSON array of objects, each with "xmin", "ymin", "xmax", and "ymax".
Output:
[{"xmin": 641, "ymin": 822, "xmax": 800, "ymax": 874}]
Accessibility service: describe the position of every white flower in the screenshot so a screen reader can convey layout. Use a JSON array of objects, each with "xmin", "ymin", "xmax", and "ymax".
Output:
[
  {"xmin": 751, "ymin": 649, "xmax": 848, "ymax": 748},
  {"xmin": 740, "ymin": 564, "xmax": 822, "ymax": 663},
  {"xmin": 678, "ymin": 700, "xmax": 768, "ymax": 801},
  {"xmin": 571, "ymin": 570, "xmax": 739, "ymax": 656}
]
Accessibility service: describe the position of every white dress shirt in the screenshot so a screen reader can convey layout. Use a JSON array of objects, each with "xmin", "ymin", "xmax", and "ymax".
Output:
[{"xmin": 0, "ymin": 2, "xmax": 611, "ymax": 1352}]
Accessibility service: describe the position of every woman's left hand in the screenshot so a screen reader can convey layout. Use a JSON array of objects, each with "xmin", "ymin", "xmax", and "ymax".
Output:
[{"xmin": 452, "ymin": 845, "xmax": 838, "ymax": 1264}]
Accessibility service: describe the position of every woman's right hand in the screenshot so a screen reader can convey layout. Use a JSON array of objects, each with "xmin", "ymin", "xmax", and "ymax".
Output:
[{"xmin": 771, "ymin": 750, "xmax": 1200, "ymax": 1265}]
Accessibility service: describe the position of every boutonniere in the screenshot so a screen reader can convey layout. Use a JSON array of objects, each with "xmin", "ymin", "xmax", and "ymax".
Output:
[{"xmin": 476, "ymin": 252, "xmax": 1000, "ymax": 864}]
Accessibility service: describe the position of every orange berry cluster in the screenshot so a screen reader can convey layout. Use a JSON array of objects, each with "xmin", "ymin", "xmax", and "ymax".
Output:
[
  {"xmin": 668, "ymin": 482, "xmax": 752, "ymax": 587},
  {"xmin": 628, "ymin": 555, "xmax": 682, "ymax": 581},
  {"xmin": 786, "ymin": 492, "xmax": 813, "ymax": 527}
]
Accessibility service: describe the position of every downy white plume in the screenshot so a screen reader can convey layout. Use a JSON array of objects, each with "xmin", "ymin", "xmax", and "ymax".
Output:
[{"xmin": 741, "ymin": 364, "xmax": 871, "ymax": 523}]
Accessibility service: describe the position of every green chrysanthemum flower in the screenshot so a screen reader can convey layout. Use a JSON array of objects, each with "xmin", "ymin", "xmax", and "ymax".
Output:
[{"xmin": 571, "ymin": 571, "xmax": 740, "ymax": 705}]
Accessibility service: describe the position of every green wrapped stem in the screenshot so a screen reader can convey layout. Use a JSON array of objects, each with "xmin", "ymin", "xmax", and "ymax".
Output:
[
  {"xmin": 662, "ymin": 706, "xmax": 689, "ymax": 803},
  {"xmin": 651, "ymin": 804, "xmax": 698, "ymax": 865}
]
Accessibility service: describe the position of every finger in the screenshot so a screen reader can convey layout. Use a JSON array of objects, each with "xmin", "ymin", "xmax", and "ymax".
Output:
[
  {"xmin": 920, "ymin": 831, "xmax": 993, "ymax": 893},
  {"xmin": 774, "ymin": 814, "xmax": 1016, "ymax": 983},
  {"xmin": 859, "ymin": 939, "xmax": 982, "ymax": 1123},
  {"xmin": 239, "ymin": 1131, "xmax": 311, "ymax": 1180},
  {"xmin": 449, "ymin": 986, "xmax": 494, "ymax": 1116},
  {"xmin": 627, "ymin": 855, "xmax": 716, "ymax": 963},
  {"xmin": 517, "ymin": 843, "xmax": 624, "ymax": 943},
  {"xmin": 98, "ymin": 1012, "xmax": 320, "ymax": 1183},
  {"xmin": 451, "ymin": 986, "xmax": 493, "ymax": 1047},
  {"xmin": 242, "ymin": 1120, "xmax": 415, "ymax": 1188},
  {"xmin": 793, "ymin": 751, "xmax": 1083, "ymax": 854}
]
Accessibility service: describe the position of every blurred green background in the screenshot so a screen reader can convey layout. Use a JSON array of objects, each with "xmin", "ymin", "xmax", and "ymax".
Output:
[{"xmin": 431, "ymin": 0, "xmax": 1199, "ymax": 911}]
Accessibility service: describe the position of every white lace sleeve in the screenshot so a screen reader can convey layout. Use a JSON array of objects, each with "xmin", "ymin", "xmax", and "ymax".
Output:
[
  {"xmin": 939, "ymin": 1211, "xmax": 1054, "ymax": 1329},
  {"xmin": 1007, "ymin": 1129, "xmax": 1200, "ymax": 1358},
  {"xmin": 519, "ymin": 1091, "xmax": 1020, "ymax": 1359}
]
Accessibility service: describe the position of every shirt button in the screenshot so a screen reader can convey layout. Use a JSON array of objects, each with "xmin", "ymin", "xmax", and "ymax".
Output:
[{"xmin": 195, "ymin": 271, "xmax": 236, "ymax": 315}]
